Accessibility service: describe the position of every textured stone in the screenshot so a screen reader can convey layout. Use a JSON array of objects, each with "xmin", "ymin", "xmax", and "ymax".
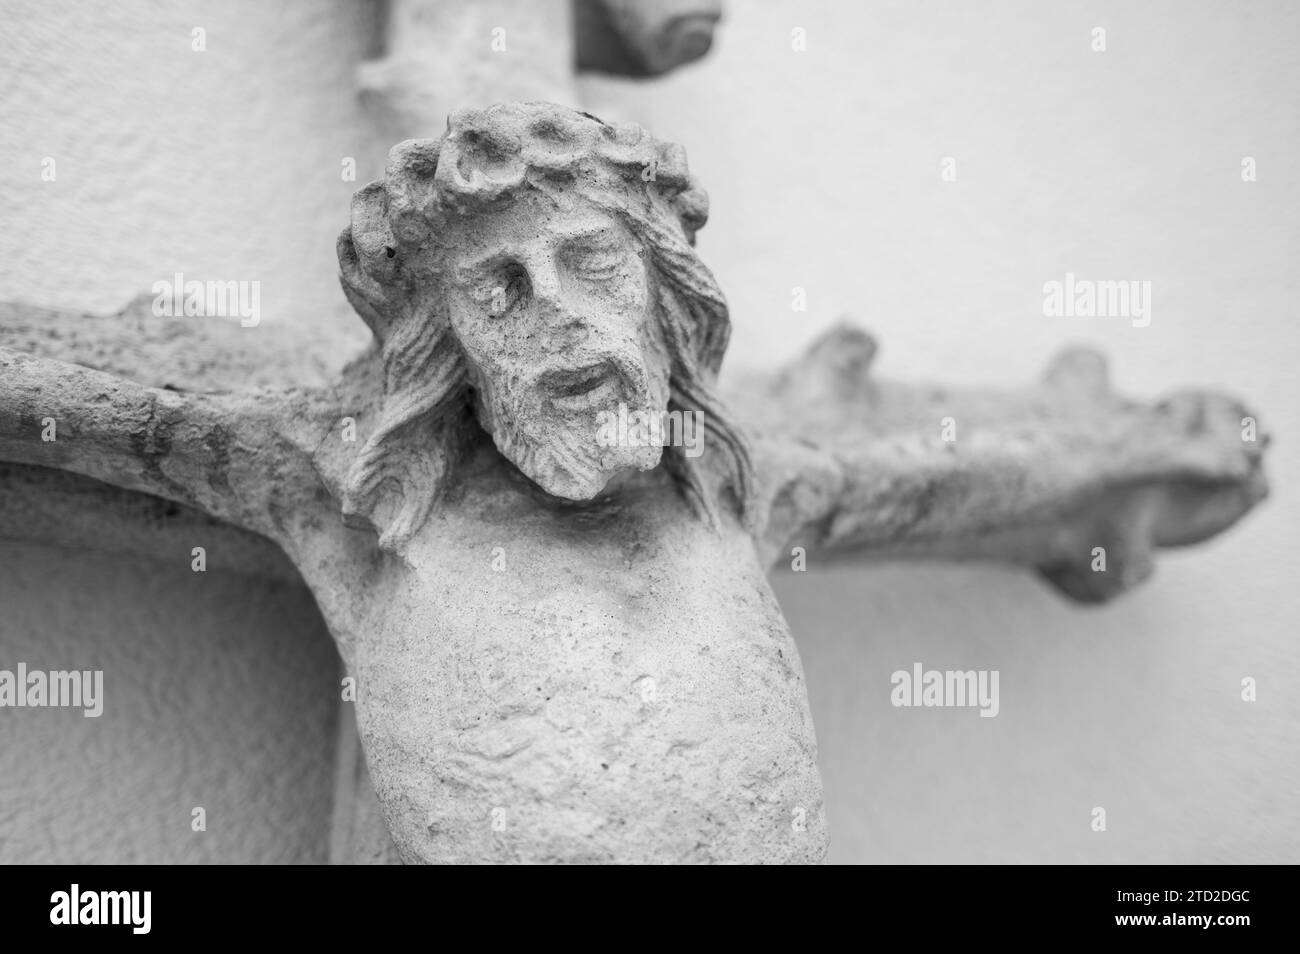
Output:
[{"xmin": 0, "ymin": 103, "xmax": 1270, "ymax": 864}]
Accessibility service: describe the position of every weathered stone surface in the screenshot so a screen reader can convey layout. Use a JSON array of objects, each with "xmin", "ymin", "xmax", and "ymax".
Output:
[
  {"xmin": 736, "ymin": 323, "xmax": 1269, "ymax": 602},
  {"xmin": 0, "ymin": 103, "xmax": 1270, "ymax": 863},
  {"xmin": 326, "ymin": 103, "xmax": 825, "ymax": 862}
]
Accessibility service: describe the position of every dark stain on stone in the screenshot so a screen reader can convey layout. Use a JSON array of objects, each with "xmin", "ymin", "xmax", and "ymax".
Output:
[
  {"xmin": 130, "ymin": 393, "xmax": 191, "ymax": 503},
  {"xmin": 883, "ymin": 473, "xmax": 945, "ymax": 543},
  {"xmin": 204, "ymin": 423, "xmax": 235, "ymax": 497}
]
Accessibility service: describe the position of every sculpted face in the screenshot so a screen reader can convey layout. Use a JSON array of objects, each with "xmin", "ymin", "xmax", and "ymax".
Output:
[
  {"xmin": 337, "ymin": 105, "xmax": 750, "ymax": 551},
  {"xmin": 444, "ymin": 190, "xmax": 672, "ymax": 500}
]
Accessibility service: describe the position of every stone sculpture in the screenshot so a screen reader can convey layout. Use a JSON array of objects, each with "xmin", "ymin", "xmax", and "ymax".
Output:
[{"xmin": 0, "ymin": 102, "xmax": 1269, "ymax": 863}]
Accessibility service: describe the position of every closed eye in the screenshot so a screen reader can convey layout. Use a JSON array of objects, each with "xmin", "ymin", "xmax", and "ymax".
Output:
[{"xmin": 564, "ymin": 237, "xmax": 626, "ymax": 280}]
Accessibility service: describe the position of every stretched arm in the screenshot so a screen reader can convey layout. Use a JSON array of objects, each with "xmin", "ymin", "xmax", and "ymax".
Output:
[
  {"xmin": 0, "ymin": 346, "xmax": 334, "ymax": 544},
  {"xmin": 734, "ymin": 325, "xmax": 1269, "ymax": 602}
]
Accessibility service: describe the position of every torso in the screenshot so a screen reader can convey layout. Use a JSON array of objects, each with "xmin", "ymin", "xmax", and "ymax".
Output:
[{"xmin": 344, "ymin": 442, "xmax": 827, "ymax": 863}]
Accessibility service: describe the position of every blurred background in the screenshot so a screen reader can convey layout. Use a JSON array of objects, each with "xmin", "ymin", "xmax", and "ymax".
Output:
[{"xmin": 2, "ymin": 0, "xmax": 1296, "ymax": 862}]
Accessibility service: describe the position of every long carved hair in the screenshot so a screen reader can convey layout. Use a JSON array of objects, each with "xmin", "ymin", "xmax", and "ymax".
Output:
[{"xmin": 336, "ymin": 104, "xmax": 754, "ymax": 552}]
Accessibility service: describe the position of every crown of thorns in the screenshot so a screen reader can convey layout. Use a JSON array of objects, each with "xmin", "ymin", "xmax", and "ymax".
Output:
[{"xmin": 341, "ymin": 102, "xmax": 720, "ymax": 357}]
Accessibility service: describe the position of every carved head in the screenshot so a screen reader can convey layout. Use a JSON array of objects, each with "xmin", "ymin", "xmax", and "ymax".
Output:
[{"xmin": 338, "ymin": 102, "xmax": 752, "ymax": 550}]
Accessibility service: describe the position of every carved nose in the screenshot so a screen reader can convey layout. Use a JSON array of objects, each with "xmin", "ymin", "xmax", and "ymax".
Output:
[
  {"xmin": 528, "ymin": 262, "xmax": 563, "ymax": 309},
  {"xmin": 530, "ymin": 276, "xmax": 595, "ymax": 344}
]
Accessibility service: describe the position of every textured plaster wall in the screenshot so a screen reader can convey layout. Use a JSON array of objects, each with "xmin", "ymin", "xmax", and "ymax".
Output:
[
  {"xmin": 0, "ymin": 541, "xmax": 339, "ymax": 863},
  {"xmin": 1, "ymin": 0, "xmax": 385, "ymax": 365},
  {"xmin": 1, "ymin": 0, "xmax": 1296, "ymax": 862}
]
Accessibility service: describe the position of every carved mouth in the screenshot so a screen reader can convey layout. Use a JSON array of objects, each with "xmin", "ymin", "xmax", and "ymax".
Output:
[{"xmin": 540, "ymin": 361, "xmax": 619, "ymax": 410}]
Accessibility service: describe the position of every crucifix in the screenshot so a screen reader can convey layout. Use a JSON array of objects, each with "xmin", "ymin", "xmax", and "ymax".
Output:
[{"xmin": 0, "ymin": 102, "xmax": 1268, "ymax": 864}]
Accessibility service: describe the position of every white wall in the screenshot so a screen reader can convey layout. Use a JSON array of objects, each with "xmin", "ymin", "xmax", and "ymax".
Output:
[{"xmin": 2, "ymin": 0, "xmax": 1295, "ymax": 862}]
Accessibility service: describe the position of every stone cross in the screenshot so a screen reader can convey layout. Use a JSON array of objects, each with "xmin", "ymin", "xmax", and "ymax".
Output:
[
  {"xmin": 360, "ymin": 0, "xmax": 722, "ymax": 144},
  {"xmin": 0, "ymin": 103, "xmax": 1269, "ymax": 864}
]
